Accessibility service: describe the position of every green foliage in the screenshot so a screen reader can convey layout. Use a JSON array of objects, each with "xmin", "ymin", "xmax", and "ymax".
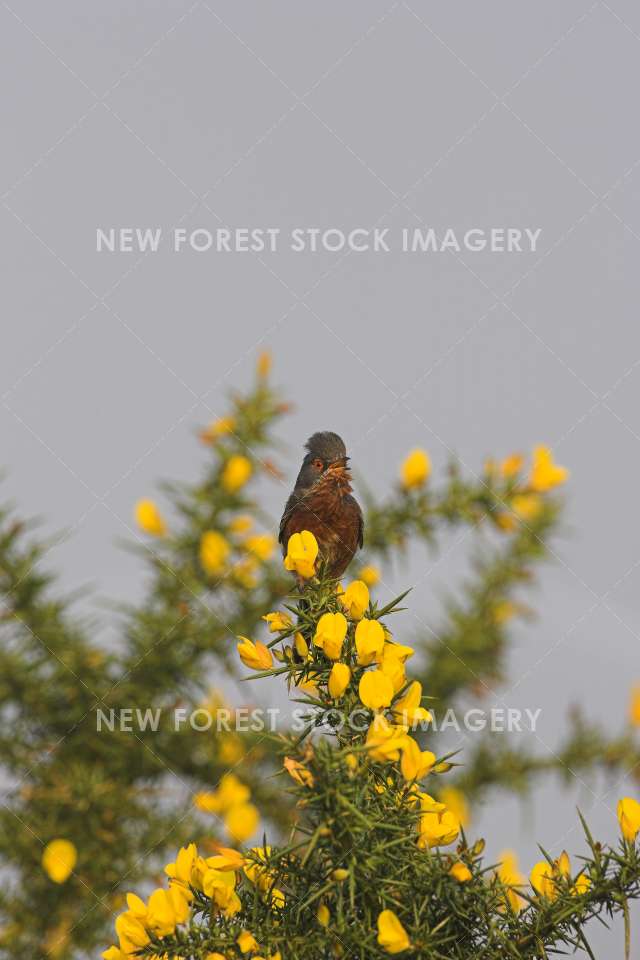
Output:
[{"xmin": 0, "ymin": 363, "xmax": 637, "ymax": 958}]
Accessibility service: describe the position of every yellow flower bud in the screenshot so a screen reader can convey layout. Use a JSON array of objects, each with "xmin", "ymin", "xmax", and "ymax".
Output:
[
  {"xmin": 530, "ymin": 860, "xmax": 557, "ymax": 900},
  {"xmin": 511, "ymin": 493, "xmax": 543, "ymax": 521},
  {"xmin": 199, "ymin": 530, "xmax": 230, "ymax": 576},
  {"xmin": 500, "ymin": 453, "xmax": 524, "ymax": 478},
  {"xmin": 359, "ymin": 565, "xmax": 380, "ymax": 586},
  {"xmin": 345, "ymin": 753, "xmax": 358, "ymax": 773},
  {"xmin": 222, "ymin": 455, "xmax": 252, "ymax": 492},
  {"xmin": 618, "ymin": 796, "xmax": 640, "ymax": 841},
  {"xmin": 449, "ymin": 861, "xmax": 472, "ymax": 883},
  {"xmin": 230, "ymin": 514, "xmax": 253, "ymax": 534},
  {"xmin": 332, "ymin": 868, "xmax": 349, "ymax": 881},
  {"xmin": 317, "ymin": 903, "xmax": 330, "ymax": 927},
  {"xmin": 377, "ymin": 909, "xmax": 411, "ymax": 953},
  {"xmin": 294, "ymin": 632, "xmax": 309, "ymax": 658},
  {"xmin": 135, "ymin": 498, "xmax": 167, "ymax": 537},
  {"xmin": 237, "ymin": 637, "xmax": 273, "ymax": 671},
  {"xmin": 262, "ymin": 611, "xmax": 292, "ymax": 633},
  {"xmin": 496, "ymin": 849, "xmax": 525, "ymax": 912},
  {"xmin": 572, "ymin": 872, "xmax": 591, "ymax": 896},
  {"xmin": 256, "ymin": 350, "xmax": 271, "ymax": 378},
  {"xmin": 328, "ymin": 662, "xmax": 351, "ymax": 700},
  {"xmin": 400, "ymin": 449, "xmax": 431, "ymax": 489},
  {"xmin": 529, "ymin": 445, "xmax": 568, "ymax": 492},
  {"xmin": 42, "ymin": 839, "xmax": 77, "ymax": 884},
  {"xmin": 246, "ymin": 534, "xmax": 276, "ymax": 561},
  {"xmin": 340, "ymin": 580, "xmax": 370, "ymax": 620},
  {"xmin": 237, "ymin": 930, "xmax": 259, "ymax": 954},
  {"xmin": 200, "ymin": 416, "xmax": 235, "ymax": 444}
]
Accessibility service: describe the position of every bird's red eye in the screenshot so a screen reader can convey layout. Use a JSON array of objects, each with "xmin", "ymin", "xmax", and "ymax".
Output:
[{"xmin": 312, "ymin": 458, "xmax": 324, "ymax": 471}]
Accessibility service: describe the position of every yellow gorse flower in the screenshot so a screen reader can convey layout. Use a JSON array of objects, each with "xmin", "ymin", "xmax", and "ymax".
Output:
[
  {"xmin": 618, "ymin": 796, "xmax": 640, "ymax": 841},
  {"xmin": 511, "ymin": 493, "xmax": 543, "ymax": 521},
  {"xmin": 225, "ymin": 803, "xmax": 259, "ymax": 843},
  {"xmin": 237, "ymin": 930, "xmax": 259, "ymax": 953},
  {"xmin": 355, "ymin": 618, "xmax": 385, "ymax": 665},
  {"xmin": 359, "ymin": 565, "xmax": 380, "ymax": 586},
  {"xmin": 377, "ymin": 909, "xmax": 411, "ymax": 954},
  {"xmin": 391, "ymin": 680, "xmax": 431, "ymax": 725},
  {"xmin": 200, "ymin": 415, "xmax": 235, "ymax": 443},
  {"xmin": 500, "ymin": 453, "xmax": 524, "ymax": 478},
  {"xmin": 359, "ymin": 669, "xmax": 394, "ymax": 711},
  {"xmin": 381, "ymin": 655, "xmax": 406, "ymax": 694},
  {"xmin": 256, "ymin": 350, "xmax": 271, "ymax": 378},
  {"xmin": 134, "ymin": 498, "xmax": 167, "ymax": 537},
  {"xmin": 313, "ymin": 611, "xmax": 348, "ymax": 660},
  {"xmin": 294, "ymin": 632, "xmax": 309, "ymax": 658},
  {"xmin": 317, "ymin": 902, "xmax": 330, "ymax": 927},
  {"xmin": 340, "ymin": 580, "xmax": 370, "ymax": 620},
  {"xmin": 449, "ymin": 861, "xmax": 472, "ymax": 883},
  {"xmin": 205, "ymin": 846, "xmax": 246, "ymax": 872},
  {"xmin": 439, "ymin": 786, "xmax": 470, "ymax": 829},
  {"xmin": 530, "ymin": 860, "xmax": 557, "ymax": 900},
  {"xmin": 365, "ymin": 716, "xmax": 409, "ymax": 762},
  {"xmin": 233, "ymin": 555, "xmax": 258, "ymax": 589},
  {"xmin": 496, "ymin": 849, "xmax": 525, "ymax": 912},
  {"xmin": 115, "ymin": 911, "xmax": 149, "ymax": 954},
  {"xmin": 529, "ymin": 850, "xmax": 589, "ymax": 902},
  {"xmin": 284, "ymin": 756, "xmax": 314, "ymax": 788},
  {"xmin": 382, "ymin": 639, "xmax": 414, "ymax": 663},
  {"xmin": 417, "ymin": 796, "xmax": 460, "ymax": 849},
  {"xmin": 165, "ymin": 842, "xmax": 198, "ymax": 886},
  {"xmin": 230, "ymin": 514, "xmax": 253, "ymax": 534},
  {"xmin": 529, "ymin": 445, "xmax": 568, "ymax": 492},
  {"xmin": 212, "ymin": 773, "xmax": 251, "ymax": 810},
  {"xmin": 284, "ymin": 530, "xmax": 319, "ymax": 579},
  {"xmin": 246, "ymin": 533, "xmax": 276, "ymax": 561},
  {"xmin": 400, "ymin": 737, "xmax": 436, "ymax": 781},
  {"xmin": 199, "ymin": 530, "xmax": 230, "ymax": 576},
  {"xmin": 42, "ymin": 839, "xmax": 77, "ymax": 884},
  {"xmin": 222, "ymin": 455, "xmax": 253, "ymax": 492},
  {"xmin": 400, "ymin": 449, "xmax": 431, "ymax": 489},
  {"xmin": 262, "ymin": 611, "xmax": 293, "ymax": 633},
  {"xmin": 237, "ymin": 637, "xmax": 273, "ymax": 671}
]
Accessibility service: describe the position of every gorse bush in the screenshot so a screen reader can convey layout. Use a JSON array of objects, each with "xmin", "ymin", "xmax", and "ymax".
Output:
[
  {"xmin": 103, "ymin": 543, "xmax": 640, "ymax": 960},
  {"xmin": 1, "ymin": 355, "xmax": 640, "ymax": 959}
]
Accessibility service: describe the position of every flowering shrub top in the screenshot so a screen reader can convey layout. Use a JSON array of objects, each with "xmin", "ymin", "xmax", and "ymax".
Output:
[{"xmin": 105, "ymin": 534, "xmax": 640, "ymax": 960}]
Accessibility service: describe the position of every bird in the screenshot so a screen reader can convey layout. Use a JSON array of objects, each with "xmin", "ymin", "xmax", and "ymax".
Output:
[{"xmin": 279, "ymin": 431, "xmax": 364, "ymax": 580}]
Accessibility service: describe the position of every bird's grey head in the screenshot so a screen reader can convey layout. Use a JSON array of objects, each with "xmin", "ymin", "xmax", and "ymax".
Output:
[
  {"xmin": 293, "ymin": 431, "xmax": 349, "ymax": 491},
  {"xmin": 304, "ymin": 431, "xmax": 347, "ymax": 462}
]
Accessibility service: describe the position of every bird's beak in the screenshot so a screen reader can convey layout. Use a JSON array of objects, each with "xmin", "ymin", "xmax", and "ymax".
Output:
[{"xmin": 327, "ymin": 456, "xmax": 350, "ymax": 478}]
